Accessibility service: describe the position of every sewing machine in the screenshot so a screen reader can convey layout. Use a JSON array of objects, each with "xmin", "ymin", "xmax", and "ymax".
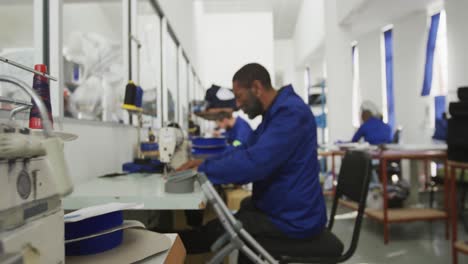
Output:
[
  {"xmin": 0, "ymin": 63, "xmax": 73, "ymax": 263},
  {"xmin": 158, "ymin": 125, "xmax": 188, "ymax": 174}
]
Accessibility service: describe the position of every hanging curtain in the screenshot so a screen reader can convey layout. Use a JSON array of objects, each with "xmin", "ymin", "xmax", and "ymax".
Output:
[
  {"xmin": 421, "ymin": 13, "xmax": 441, "ymax": 96},
  {"xmin": 384, "ymin": 29, "xmax": 395, "ymax": 132}
]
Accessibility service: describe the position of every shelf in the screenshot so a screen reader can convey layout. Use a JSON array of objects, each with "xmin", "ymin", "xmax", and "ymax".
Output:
[{"xmin": 339, "ymin": 200, "xmax": 447, "ymax": 223}]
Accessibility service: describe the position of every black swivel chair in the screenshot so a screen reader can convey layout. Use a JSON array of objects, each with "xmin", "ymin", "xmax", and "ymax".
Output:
[{"xmin": 257, "ymin": 150, "xmax": 373, "ymax": 263}]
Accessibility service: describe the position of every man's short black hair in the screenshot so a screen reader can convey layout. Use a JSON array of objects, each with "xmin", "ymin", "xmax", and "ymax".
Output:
[
  {"xmin": 232, "ymin": 63, "xmax": 272, "ymax": 90},
  {"xmin": 215, "ymin": 111, "xmax": 233, "ymax": 121}
]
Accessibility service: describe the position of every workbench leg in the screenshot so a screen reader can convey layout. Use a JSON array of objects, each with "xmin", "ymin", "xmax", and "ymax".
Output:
[
  {"xmin": 424, "ymin": 159, "xmax": 429, "ymax": 191},
  {"xmin": 382, "ymin": 159, "xmax": 389, "ymax": 244},
  {"xmin": 451, "ymin": 166, "xmax": 458, "ymax": 264},
  {"xmin": 444, "ymin": 159, "xmax": 449, "ymax": 240},
  {"xmin": 332, "ymin": 154, "xmax": 336, "ymax": 194}
]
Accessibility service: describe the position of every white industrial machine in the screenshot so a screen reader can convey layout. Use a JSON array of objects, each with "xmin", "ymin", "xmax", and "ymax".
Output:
[
  {"xmin": 157, "ymin": 125, "xmax": 188, "ymax": 172},
  {"xmin": 0, "ymin": 64, "xmax": 73, "ymax": 263}
]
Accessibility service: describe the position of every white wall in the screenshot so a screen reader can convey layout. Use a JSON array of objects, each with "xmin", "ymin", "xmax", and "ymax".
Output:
[
  {"xmin": 393, "ymin": 11, "xmax": 434, "ymax": 144},
  {"xmin": 323, "ymin": 0, "xmax": 354, "ymax": 143},
  {"xmin": 446, "ymin": 0, "xmax": 468, "ymax": 102},
  {"xmin": 274, "ymin": 39, "xmax": 295, "ymax": 88},
  {"xmin": 358, "ymin": 31, "xmax": 384, "ymax": 111},
  {"xmin": 293, "ymin": 0, "xmax": 325, "ymax": 67},
  {"xmin": 61, "ymin": 120, "xmax": 137, "ymax": 184},
  {"xmin": 198, "ymin": 11, "xmax": 274, "ymax": 88},
  {"xmin": 337, "ymin": 0, "xmax": 368, "ymax": 24},
  {"xmin": 307, "ymin": 57, "xmax": 325, "ymax": 86}
]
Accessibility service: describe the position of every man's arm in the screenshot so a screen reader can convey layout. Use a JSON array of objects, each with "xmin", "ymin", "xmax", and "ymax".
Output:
[
  {"xmin": 198, "ymin": 107, "xmax": 310, "ymax": 185},
  {"xmin": 351, "ymin": 125, "xmax": 365, "ymax": 142}
]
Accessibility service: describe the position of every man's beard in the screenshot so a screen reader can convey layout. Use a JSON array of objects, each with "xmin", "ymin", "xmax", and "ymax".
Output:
[{"xmin": 243, "ymin": 93, "xmax": 263, "ymax": 119}]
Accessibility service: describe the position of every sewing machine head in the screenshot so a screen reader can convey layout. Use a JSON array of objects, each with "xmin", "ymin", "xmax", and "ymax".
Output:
[
  {"xmin": 158, "ymin": 125, "xmax": 184, "ymax": 164},
  {"xmin": 0, "ymin": 70, "xmax": 74, "ymax": 263}
]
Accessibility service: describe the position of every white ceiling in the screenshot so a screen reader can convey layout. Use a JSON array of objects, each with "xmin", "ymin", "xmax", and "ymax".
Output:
[
  {"xmin": 199, "ymin": 0, "xmax": 303, "ymax": 39},
  {"xmin": 341, "ymin": 0, "xmax": 443, "ymax": 37}
]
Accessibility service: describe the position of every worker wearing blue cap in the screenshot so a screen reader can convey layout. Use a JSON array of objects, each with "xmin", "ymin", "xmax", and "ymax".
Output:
[
  {"xmin": 351, "ymin": 100, "xmax": 393, "ymax": 145},
  {"xmin": 178, "ymin": 63, "xmax": 327, "ymax": 258},
  {"xmin": 205, "ymin": 85, "xmax": 253, "ymax": 149}
]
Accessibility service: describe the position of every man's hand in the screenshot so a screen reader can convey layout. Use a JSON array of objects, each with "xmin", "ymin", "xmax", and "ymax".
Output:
[{"xmin": 176, "ymin": 159, "xmax": 204, "ymax": 171}]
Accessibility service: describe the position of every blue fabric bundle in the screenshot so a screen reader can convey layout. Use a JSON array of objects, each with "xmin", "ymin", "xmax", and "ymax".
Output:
[{"xmin": 122, "ymin": 159, "xmax": 163, "ymax": 173}]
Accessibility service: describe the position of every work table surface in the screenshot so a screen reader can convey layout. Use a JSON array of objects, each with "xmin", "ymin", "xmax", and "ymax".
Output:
[{"xmin": 62, "ymin": 173, "xmax": 207, "ymax": 210}]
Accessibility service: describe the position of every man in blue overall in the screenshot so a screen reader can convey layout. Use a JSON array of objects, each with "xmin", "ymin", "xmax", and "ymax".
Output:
[
  {"xmin": 215, "ymin": 111, "xmax": 252, "ymax": 149},
  {"xmin": 178, "ymin": 63, "xmax": 330, "ymax": 261},
  {"xmin": 352, "ymin": 100, "xmax": 392, "ymax": 145}
]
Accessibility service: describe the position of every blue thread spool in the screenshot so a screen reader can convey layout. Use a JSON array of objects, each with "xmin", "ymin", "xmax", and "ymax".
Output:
[
  {"xmin": 123, "ymin": 80, "xmax": 137, "ymax": 106},
  {"xmin": 29, "ymin": 64, "xmax": 53, "ymax": 129},
  {"xmin": 135, "ymin": 86, "xmax": 143, "ymax": 108}
]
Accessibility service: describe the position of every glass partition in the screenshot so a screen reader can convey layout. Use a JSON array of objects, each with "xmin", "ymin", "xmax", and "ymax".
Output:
[
  {"xmin": 137, "ymin": 0, "xmax": 161, "ymax": 126},
  {"xmin": 165, "ymin": 29, "xmax": 178, "ymax": 123},
  {"xmin": 0, "ymin": 0, "xmax": 36, "ymax": 112},
  {"xmin": 178, "ymin": 55, "xmax": 189, "ymax": 129},
  {"xmin": 62, "ymin": 0, "xmax": 124, "ymax": 122}
]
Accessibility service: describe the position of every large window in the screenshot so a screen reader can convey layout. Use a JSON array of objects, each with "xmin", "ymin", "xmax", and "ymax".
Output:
[
  {"xmin": 1, "ymin": 1, "xmax": 202, "ymax": 127},
  {"xmin": 382, "ymin": 28, "xmax": 395, "ymax": 132},
  {"xmin": 178, "ymin": 54, "xmax": 189, "ymax": 129},
  {"xmin": 430, "ymin": 11, "xmax": 448, "ymax": 126},
  {"xmin": 136, "ymin": 0, "xmax": 161, "ymax": 127},
  {"xmin": 421, "ymin": 11, "xmax": 448, "ymax": 128},
  {"xmin": 164, "ymin": 28, "xmax": 178, "ymax": 123},
  {"xmin": 188, "ymin": 68, "xmax": 195, "ymax": 107},
  {"xmin": 0, "ymin": 0, "xmax": 37, "ymax": 112},
  {"xmin": 62, "ymin": 0, "xmax": 124, "ymax": 122},
  {"xmin": 351, "ymin": 44, "xmax": 361, "ymax": 128}
]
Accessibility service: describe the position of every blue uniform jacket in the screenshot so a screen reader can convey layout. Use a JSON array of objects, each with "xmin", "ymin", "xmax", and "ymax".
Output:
[
  {"xmin": 225, "ymin": 117, "xmax": 252, "ymax": 149},
  {"xmin": 198, "ymin": 85, "xmax": 327, "ymax": 239},
  {"xmin": 352, "ymin": 117, "xmax": 392, "ymax": 145}
]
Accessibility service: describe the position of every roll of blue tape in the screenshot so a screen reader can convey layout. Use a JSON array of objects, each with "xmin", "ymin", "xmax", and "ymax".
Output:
[
  {"xmin": 65, "ymin": 211, "xmax": 124, "ymax": 256},
  {"xmin": 140, "ymin": 142, "xmax": 159, "ymax": 152}
]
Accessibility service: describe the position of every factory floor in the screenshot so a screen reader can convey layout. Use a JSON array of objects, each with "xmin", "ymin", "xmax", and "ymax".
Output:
[
  {"xmin": 178, "ymin": 189, "xmax": 468, "ymax": 263},
  {"xmin": 331, "ymin": 207, "xmax": 467, "ymax": 263}
]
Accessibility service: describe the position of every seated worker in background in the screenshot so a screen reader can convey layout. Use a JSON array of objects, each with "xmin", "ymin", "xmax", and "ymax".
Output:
[
  {"xmin": 214, "ymin": 111, "xmax": 253, "ymax": 148},
  {"xmin": 177, "ymin": 63, "xmax": 327, "ymax": 259},
  {"xmin": 352, "ymin": 100, "xmax": 392, "ymax": 145}
]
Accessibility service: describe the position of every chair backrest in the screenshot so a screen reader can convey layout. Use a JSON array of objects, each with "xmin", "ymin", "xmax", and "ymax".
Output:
[{"xmin": 328, "ymin": 150, "xmax": 372, "ymax": 262}]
